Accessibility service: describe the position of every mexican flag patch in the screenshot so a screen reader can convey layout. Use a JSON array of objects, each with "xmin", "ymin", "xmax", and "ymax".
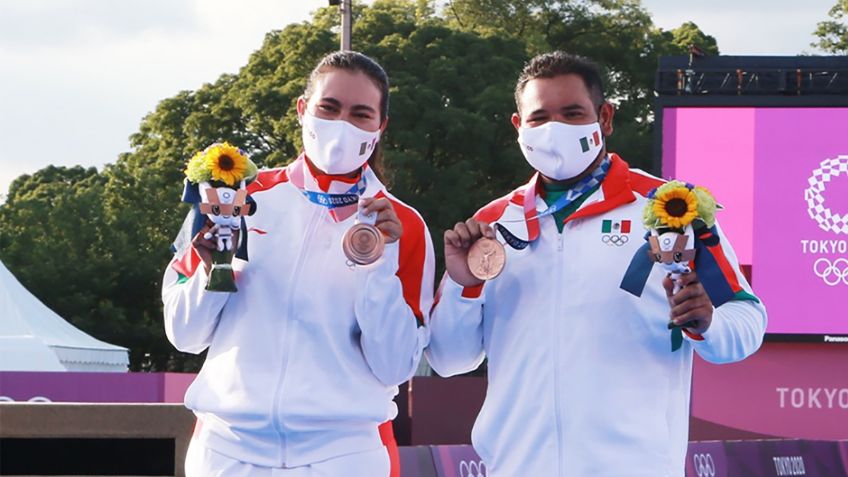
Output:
[
  {"xmin": 579, "ymin": 131, "xmax": 602, "ymax": 153},
  {"xmin": 602, "ymin": 219, "xmax": 631, "ymax": 234}
]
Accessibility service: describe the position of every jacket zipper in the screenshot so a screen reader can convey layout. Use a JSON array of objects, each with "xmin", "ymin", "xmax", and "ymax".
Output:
[
  {"xmin": 271, "ymin": 207, "xmax": 322, "ymax": 466},
  {"xmin": 554, "ymin": 225, "xmax": 565, "ymax": 475}
]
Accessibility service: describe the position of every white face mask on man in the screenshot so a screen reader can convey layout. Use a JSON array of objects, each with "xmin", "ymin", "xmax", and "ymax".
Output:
[
  {"xmin": 517, "ymin": 121, "xmax": 604, "ymax": 180},
  {"xmin": 301, "ymin": 111, "xmax": 381, "ymax": 175}
]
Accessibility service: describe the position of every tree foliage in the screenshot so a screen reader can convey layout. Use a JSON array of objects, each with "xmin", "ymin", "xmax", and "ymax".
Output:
[
  {"xmin": 444, "ymin": 0, "xmax": 720, "ymax": 169},
  {"xmin": 0, "ymin": 0, "xmax": 722, "ymax": 371},
  {"xmin": 664, "ymin": 21, "xmax": 719, "ymax": 56},
  {"xmin": 813, "ymin": 0, "xmax": 848, "ymax": 53}
]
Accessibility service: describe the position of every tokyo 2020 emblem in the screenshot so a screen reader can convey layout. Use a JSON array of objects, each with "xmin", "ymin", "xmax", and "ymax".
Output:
[
  {"xmin": 804, "ymin": 155, "xmax": 848, "ymax": 286},
  {"xmin": 804, "ymin": 155, "xmax": 848, "ymax": 235}
]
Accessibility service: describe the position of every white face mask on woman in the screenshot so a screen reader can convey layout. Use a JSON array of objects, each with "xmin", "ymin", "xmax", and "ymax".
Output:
[
  {"xmin": 517, "ymin": 121, "xmax": 604, "ymax": 180},
  {"xmin": 301, "ymin": 111, "xmax": 381, "ymax": 174}
]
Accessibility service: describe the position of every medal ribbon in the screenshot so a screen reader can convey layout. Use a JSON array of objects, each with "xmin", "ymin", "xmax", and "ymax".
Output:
[
  {"xmin": 495, "ymin": 157, "xmax": 611, "ymax": 249},
  {"xmin": 301, "ymin": 177, "xmax": 366, "ymax": 210},
  {"xmin": 300, "ymin": 172, "xmax": 379, "ymax": 228}
]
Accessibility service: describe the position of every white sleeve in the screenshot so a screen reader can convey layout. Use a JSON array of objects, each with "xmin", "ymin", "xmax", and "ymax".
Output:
[
  {"xmin": 161, "ymin": 253, "xmax": 230, "ymax": 354},
  {"xmin": 691, "ymin": 300, "xmax": 766, "ymax": 363},
  {"xmin": 355, "ymin": 226, "xmax": 435, "ymax": 387},
  {"xmin": 687, "ymin": 222, "xmax": 767, "ymax": 363},
  {"xmin": 425, "ymin": 276, "xmax": 486, "ymax": 377}
]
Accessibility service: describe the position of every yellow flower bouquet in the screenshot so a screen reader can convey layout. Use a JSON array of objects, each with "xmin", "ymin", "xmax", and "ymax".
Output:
[
  {"xmin": 621, "ymin": 180, "xmax": 721, "ymax": 351},
  {"xmin": 643, "ymin": 181, "xmax": 717, "ymax": 232}
]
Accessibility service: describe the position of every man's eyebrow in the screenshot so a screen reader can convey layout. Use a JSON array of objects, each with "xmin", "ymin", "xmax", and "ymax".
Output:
[
  {"xmin": 527, "ymin": 108, "xmax": 549, "ymax": 117},
  {"xmin": 561, "ymin": 103, "xmax": 586, "ymax": 112}
]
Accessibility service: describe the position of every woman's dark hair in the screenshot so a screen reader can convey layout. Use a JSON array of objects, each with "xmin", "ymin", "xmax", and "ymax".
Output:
[{"xmin": 304, "ymin": 51, "xmax": 390, "ymax": 183}]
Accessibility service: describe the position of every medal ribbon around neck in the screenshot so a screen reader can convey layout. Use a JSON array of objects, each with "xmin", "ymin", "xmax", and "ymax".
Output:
[
  {"xmin": 300, "ymin": 176, "xmax": 366, "ymax": 210},
  {"xmin": 494, "ymin": 156, "xmax": 610, "ymax": 249}
]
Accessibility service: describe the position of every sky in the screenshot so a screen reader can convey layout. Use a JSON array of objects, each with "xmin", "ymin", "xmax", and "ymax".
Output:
[{"xmin": 0, "ymin": 0, "xmax": 837, "ymax": 197}]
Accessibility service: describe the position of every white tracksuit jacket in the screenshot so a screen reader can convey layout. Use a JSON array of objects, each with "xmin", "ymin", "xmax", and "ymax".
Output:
[
  {"xmin": 426, "ymin": 154, "xmax": 767, "ymax": 477},
  {"xmin": 162, "ymin": 156, "xmax": 434, "ymax": 468}
]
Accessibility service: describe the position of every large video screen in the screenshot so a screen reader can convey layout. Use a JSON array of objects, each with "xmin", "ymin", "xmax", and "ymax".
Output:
[{"xmin": 662, "ymin": 107, "xmax": 848, "ymax": 335}]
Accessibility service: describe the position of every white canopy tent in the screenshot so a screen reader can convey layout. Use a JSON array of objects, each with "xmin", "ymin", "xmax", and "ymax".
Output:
[{"xmin": 0, "ymin": 260, "xmax": 129, "ymax": 372}]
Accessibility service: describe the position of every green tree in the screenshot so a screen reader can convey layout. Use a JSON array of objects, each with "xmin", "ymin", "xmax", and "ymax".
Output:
[
  {"xmin": 664, "ymin": 21, "xmax": 719, "ymax": 56},
  {"xmin": 0, "ymin": 167, "xmax": 137, "ymax": 363},
  {"xmin": 813, "ymin": 0, "xmax": 848, "ymax": 53},
  {"xmin": 443, "ymin": 0, "xmax": 721, "ymax": 171}
]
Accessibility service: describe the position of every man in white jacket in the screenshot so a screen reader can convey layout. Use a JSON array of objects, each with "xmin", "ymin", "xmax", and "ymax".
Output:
[{"xmin": 426, "ymin": 51, "xmax": 767, "ymax": 477}]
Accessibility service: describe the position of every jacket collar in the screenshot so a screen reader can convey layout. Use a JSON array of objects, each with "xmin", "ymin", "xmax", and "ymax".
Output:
[
  {"xmin": 565, "ymin": 153, "xmax": 636, "ymax": 223},
  {"xmin": 509, "ymin": 153, "xmax": 637, "ymax": 223},
  {"xmin": 287, "ymin": 154, "xmax": 373, "ymax": 222},
  {"xmin": 287, "ymin": 153, "xmax": 364, "ymax": 193}
]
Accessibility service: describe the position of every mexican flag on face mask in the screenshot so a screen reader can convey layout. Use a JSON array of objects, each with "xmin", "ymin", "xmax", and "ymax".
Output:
[{"xmin": 579, "ymin": 131, "xmax": 602, "ymax": 153}]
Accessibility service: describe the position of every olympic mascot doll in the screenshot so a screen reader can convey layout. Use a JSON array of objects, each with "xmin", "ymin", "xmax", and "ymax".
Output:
[
  {"xmin": 620, "ymin": 181, "xmax": 738, "ymax": 351},
  {"xmin": 178, "ymin": 142, "xmax": 258, "ymax": 292}
]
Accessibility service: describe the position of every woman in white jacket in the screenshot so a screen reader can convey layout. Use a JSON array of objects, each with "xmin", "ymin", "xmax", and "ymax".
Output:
[{"xmin": 163, "ymin": 51, "xmax": 435, "ymax": 477}]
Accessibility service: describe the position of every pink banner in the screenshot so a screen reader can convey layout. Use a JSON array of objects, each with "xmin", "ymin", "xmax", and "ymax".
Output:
[
  {"xmin": 692, "ymin": 343, "xmax": 848, "ymax": 441},
  {"xmin": 0, "ymin": 372, "xmax": 195, "ymax": 403},
  {"xmin": 665, "ymin": 108, "xmax": 756, "ymax": 266}
]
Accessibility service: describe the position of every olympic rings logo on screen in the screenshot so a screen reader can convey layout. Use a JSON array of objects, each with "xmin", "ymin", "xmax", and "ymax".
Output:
[
  {"xmin": 692, "ymin": 453, "xmax": 716, "ymax": 477},
  {"xmin": 813, "ymin": 257, "xmax": 848, "ymax": 286},
  {"xmin": 459, "ymin": 459, "xmax": 487, "ymax": 477},
  {"xmin": 804, "ymin": 155, "xmax": 848, "ymax": 235},
  {"xmin": 602, "ymin": 234, "xmax": 629, "ymax": 246}
]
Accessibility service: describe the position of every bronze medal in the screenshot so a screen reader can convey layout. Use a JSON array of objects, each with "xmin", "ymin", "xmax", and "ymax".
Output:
[
  {"xmin": 467, "ymin": 238, "xmax": 506, "ymax": 281},
  {"xmin": 343, "ymin": 223, "xmax": 385, "ymax": 265}
]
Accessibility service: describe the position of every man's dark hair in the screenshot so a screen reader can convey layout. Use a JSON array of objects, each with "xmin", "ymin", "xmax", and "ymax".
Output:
[
  {"xmin": 303, "ymin": 51, "xmax": 390, "ymax": 182},
  {"xmin": 514, "ymin": 51, "xmax": 605, "ymax": 110}
]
